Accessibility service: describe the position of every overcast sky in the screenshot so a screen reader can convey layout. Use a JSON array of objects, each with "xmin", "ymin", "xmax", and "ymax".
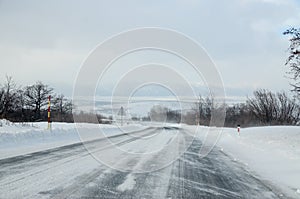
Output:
[{"xmin": 0, "ymin": 0, "xmax": 300, "ymax": 98}]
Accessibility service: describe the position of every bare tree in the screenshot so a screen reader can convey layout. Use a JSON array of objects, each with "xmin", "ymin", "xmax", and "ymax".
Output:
[
  {"xmin": 247, "ymin": 89, "xmax": 300, "ymax": 125},
  {"xmin": 149, "ymin": 105, "xmax": 167, "ymax": 122},
  {"xmin": 225, "ymin": 103, "xmax": 259, "ymax": 127},
  {"xmin": 0, "ymin": 87, "xmax": 5, "ymax": 118},
  {"xmin": 13, "ymin": 89, "xmax": 27, "ymax": 121},
  {"xmin": 182, "ymin": 111, "xmax": 197, "ymax": 125},
  {"xmin": 24, "ymin": 81, "xmax": 53, "ymax": 121},
  {"xmin": 166, "ymin": 109, "xmax": 181, "ymax": 123},
  {"xmin": 52, "ymin": 94, "xmax": 73, "ymax": 122},
  {"xmin": 277, "ymin": 92, "xmax": 300, "ymax": 124},
  {"xmin": 0, "ymin": 76, "xmax": 17, "ymax": 118},
  {"xmin": 283, "ymin": 27, "xmax": 300, "ymax": 94},
  {"xmin": 193, "ymin": 95, "xmax": 215, "ymax": 126}
]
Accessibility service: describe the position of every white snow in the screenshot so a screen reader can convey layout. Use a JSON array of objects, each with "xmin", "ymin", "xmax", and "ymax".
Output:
[
  {"xmin": 185, "ymin": 125, "xmax": 300, "ymax": 198},
  {"xmin": 117, "ymin": 174, "xmax": 136, "ymax": 192},
  {"xmin": 219, "ymin": 126, "xmax": 300, "ymax": 196},
  {"xmin": 0, "ymin": 119, "xmax": 146, "ymax": 159},
  {"xmin": 1, "ymin": 119, "xmax": 300, "ymax": 197}
]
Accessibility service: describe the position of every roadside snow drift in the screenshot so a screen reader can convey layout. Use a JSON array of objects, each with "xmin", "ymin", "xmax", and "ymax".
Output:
[
  {"xmin": 0, "ymin": 119, "xmax": 146, "ymax": 159},
  {"xmin": 217, "ymin": 126, "xmax": 300, "ymax": 197},
  {"xmin": 184, "ymin": 125, "xmax": 300, "ymax": 198}
]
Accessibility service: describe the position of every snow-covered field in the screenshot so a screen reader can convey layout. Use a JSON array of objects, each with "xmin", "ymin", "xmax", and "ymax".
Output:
[{"xmin": 0, "ymin": 119, "xmax": 299, "ymax": 197}]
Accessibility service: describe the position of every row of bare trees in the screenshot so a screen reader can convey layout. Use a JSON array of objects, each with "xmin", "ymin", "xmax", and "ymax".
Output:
[
  {"xmin": 1, "ymin": 77, "xmax": 299, "ymax": 126},
  {"xmin": 0, "ymin": 76, "xmax": 73, "ymax": 122},
  {"xmin": 178, "ymin": 27, "xmax": 299, "ymax": 127},
  {"xmin": 183, "ymin": 90, "xmax": 300, "ymax": 127},
  {"xmin": 148, "ymin": 105, "xmax": 181, "ymax": 123}
]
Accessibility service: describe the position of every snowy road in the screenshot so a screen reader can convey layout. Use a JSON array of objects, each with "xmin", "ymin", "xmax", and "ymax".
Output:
[{"xmin": 0, "ymin": 127, "xmax": 285, "ymax": 199}]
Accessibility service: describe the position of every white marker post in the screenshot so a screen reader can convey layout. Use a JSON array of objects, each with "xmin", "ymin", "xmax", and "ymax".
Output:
[{"xmin": 237, "ymin": 124, "xmax": 240, "ymax": 136}]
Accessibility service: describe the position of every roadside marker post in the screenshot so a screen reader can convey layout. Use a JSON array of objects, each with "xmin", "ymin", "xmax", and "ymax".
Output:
[
  {"xmin": 237, "ymin": 124, "xmax": 240, "ymax": 136},
  {"xmin": 47, "ymin": 95, "xmax": 51, "ymax": 130}
]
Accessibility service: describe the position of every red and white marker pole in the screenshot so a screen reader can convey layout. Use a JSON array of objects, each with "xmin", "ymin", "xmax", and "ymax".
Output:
[
  {"xmin": 237, "ymin": 125, "xmax": 240, "ymax": 135},
  {"xmin": 47, "ymin": 95, "xmax": 51, "ymax": 130}
]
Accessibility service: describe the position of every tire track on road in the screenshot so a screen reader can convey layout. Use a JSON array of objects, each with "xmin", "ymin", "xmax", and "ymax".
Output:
[{"xmin": 0, "ymin": 128, "xmax": 157, "ymax": 187}]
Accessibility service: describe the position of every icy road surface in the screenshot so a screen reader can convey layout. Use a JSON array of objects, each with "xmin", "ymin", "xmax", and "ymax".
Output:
[{"xmin": 0, "ymin": 127, "xmax": 284, "ymax": 199}]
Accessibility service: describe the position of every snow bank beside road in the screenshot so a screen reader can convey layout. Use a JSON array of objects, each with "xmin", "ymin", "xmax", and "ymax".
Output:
[
  {"xmin": 0, "ymin": 120, "xmax": 146, "ymax": 160},
  {"xmin": 218, "ymin": 126, "xmax": 300, "ymax": 197},
  {"xmin": 184, "ymin": 125, "xmax": 300, "ymax": 197}
]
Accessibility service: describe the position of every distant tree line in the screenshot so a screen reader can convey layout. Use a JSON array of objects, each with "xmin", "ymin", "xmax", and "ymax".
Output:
[
  {"xmin": 1, "ymin": 76, "xmax": 299, "ymax": 126},
  {"xmin": 181, "ymin": 27, "xmax": 300, "ymax": 127},
  {"xmin": 148, "ymin": 105, "xmax": 181, "ymax": 123},
  {"xmin": 130, "ymin": 89, "xmax": 300, "ymax": 127},
  {"xmin": 0, "ymin": 76, "xmax": 73, "ymax": 122},
  {"xmin": 139, "ymin": 27, "xmax": 300, "ymax": 127},
  {"xmin": 182, "ymin": 90, "xmax": 300, "ymax": 127},
  {"xmin": 73, "ymin": 111, "xmax": 113, "ymax": 124},
  {"xmin": 0, "ymin": 76, "xmax": 113, "ymax": 124}
]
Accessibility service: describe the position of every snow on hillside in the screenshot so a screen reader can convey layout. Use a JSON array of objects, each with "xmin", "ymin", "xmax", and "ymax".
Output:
[{"xmin": 0, "ymin": 119, "xmax": 146, "ymax": 159}]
